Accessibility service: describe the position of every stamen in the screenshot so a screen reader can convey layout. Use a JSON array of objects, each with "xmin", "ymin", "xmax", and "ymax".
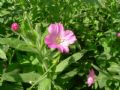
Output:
[{"xmin": 55, "ymin": 36, "xmax": 61, "ymax": 44}]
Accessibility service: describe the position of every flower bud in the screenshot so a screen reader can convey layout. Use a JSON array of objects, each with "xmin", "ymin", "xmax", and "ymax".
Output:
[
  {"xmin": 87, "ymin": 69, "xmax": 95, "ymax": 87},
  {"xmin": 11, "ymin": 23, "xmax": 19, "ymax": 31}
]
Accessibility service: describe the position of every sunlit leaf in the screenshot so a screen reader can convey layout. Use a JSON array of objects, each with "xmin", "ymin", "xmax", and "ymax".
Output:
[
  {"xmin": 2, "ymin": 70, "xmax": 40, "ymax": 83},
  {"xmin": 0, "ymin": 9, "xmax": 10, "ymax": 17},
  {"xmin": 55, "ymin": 50, "xmax": 87, "ymax": 73},
  {"xmin": 0, "ymin": 48, "xmax": 7, "ymax": 60},
  {"xmin": 0, "ymin": 38, "xmax": 38, "ymax": 53},
  {"xmin": 38, "ymin": 78, "xmax": 51, "ymax": 90},
  {"xmin": 107, "ymin": 62, "xmax": 120, "ymax": 74}
]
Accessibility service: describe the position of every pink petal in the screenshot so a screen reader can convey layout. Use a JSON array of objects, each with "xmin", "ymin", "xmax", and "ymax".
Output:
[
  {"xmin": 45, "ymin": 34, "xmax": 57, "ymax": 48},
  {"xmin": 89, "ymin": 69, "xmax": 95, "ymax": 77},
  {"xmin": 45, "ymin": 35, "xmax": 55, "ymax": 44},
  {"xmin": 57, "ymin": 23, "xmax": 65, "ymax": 36},
  {"xmin": 57, "ymin": 45, "xmax": 69, "ymax": 53},
  {"xmin": 87, "ymin": 77, "xmax": 94, "ymax": 87},
  {"xmin": 63, "ymin": 46, "xmax": 69, "ymax": 53},
  {"xmin": 63, "ymin": 30, "xmax": 77, "ymax": 45},
  {"xmin": 60, "ymin": 41, "xmax": 69, "ymax": 47},
  {"xmin": 57, "ymin": 46, "xmax": 64, "ymax": 53},
  {"xmin": 47, "ymin": 44, "xmax": 58, "ymax": 48},
  {"xmin": 87, "ymin": 69, "xmax": 95, "ymax": 87},
  {"xmin": 48, "ymin": 23, "xmax": 64, "ymax": 35}
]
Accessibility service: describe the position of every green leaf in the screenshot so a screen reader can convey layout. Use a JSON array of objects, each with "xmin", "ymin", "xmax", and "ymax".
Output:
[
  {"xmin": 97, "ymin": 0, "xmax": 106, "ymax": 7},
  {"xmin": 0, "ymin": 9, "xmax": 10, "ymax": 17},
  {"xmin": 0, "ymin": 48, "xmax": 7, "ymax": 60},
  {"xmin": 100, "ymin": 38, "xmax": 111, "ymax": 59},
  {"xmin": 0, "ymin": 38, "xmax": 38, "ymax": 53},
  {"xmin": 38, "ymin": 78, "xmax": 51, "ymax": 90},
  {"xmin": 61, "ymin": 68, "xmax": 78, "ymax": 79},
  {"xmin": 2, "ymin": 70, "xmax": 40, "ymax": 83},
  {"xmin": 19, "ymin": 72, "xmax": 41, "ymax": 83},
  {"xmin": 55, "ymin": 50, "xmax": 86, "ymax": 73},
  {"xmin": 53, "ymin": 84, "xmax": 63, "ymax": 90},
  {"xmin": 107, "ymin": 62, "xmax": 120, "ymax": 74},
  {"xmin": 97, "ymin": 72, "xmax": 108, "ymax": 88}
]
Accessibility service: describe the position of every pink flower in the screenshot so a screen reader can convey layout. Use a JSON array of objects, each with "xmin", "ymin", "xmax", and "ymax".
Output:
[
  {"xmin": 11, "ymin": 23, "xmax": 19, "ymax": 31},
  {"xmin": 87, "ymin": 69, "xmax": 95, "ymax": 87},
  {"xmin": 117, "ymin": 33, "xmax": 120, "ymax": 37},
  {"xmin": 45, "ymin": 23, "xmax": 77, "ymax": 53}
]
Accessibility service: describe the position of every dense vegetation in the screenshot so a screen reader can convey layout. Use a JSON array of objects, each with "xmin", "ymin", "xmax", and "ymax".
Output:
[{"xmin": 0, "ymin": 0, "xmax": 120, "ymax": 90}]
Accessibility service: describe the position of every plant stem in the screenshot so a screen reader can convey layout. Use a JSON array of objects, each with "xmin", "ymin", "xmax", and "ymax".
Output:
[{"xmin": 28, "ymin": 63, "xmax": 56, "ymax": 90}]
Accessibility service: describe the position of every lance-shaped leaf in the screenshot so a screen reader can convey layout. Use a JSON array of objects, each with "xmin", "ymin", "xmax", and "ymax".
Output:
[
  {"xmin": 2, "ymin": 70, "xmax": 40, "ymax": 83},
  {"xmin": 38, "ymin": 78, "xmax": 51, "ymax": 90},
  {"xmin": 0, "ymin": 38, "xmax": 38, "ymax": 53},
  {"xmin": 55, "ymin": 50, "xmax": 87, "ymax": 73},
  {"xmin": 0, "ymin": 48, "xmax": 7, "ymax": 60}
]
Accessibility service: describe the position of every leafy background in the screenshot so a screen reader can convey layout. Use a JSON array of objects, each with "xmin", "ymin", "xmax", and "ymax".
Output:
[{"xmin": 0, "ymin": 0, "xmax": 120, "ymax": 90}]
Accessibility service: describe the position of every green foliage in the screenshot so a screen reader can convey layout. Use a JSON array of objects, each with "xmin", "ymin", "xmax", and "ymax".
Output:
[
  {"xmin": 55, "ymin": 50, "xmax": 86, "ymax": 73},
  {"xmin": 38, "ymin": 78, "xmax": 51, "ymax": 90},
  {"xmin": 0, "ymin": 38, "xmax": 38, "ymax": 53},
  {"xmin": 0, "ymin": 48, "xmax": 7, "ymax": 60},
  {"xmin": 0, "ymin": 0, "xmax": 120, "ymax": 90}
]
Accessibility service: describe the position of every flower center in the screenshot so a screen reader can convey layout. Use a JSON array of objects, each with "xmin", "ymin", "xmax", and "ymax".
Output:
[{"xmin": 55, "ymin": 36, "xmax": 62, "ymax": 44}]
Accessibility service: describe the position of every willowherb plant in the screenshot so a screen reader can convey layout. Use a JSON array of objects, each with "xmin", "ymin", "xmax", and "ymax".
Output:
[{"xmin": 0, "ymin": 0, "xmax": 120, "ymax": 90}]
